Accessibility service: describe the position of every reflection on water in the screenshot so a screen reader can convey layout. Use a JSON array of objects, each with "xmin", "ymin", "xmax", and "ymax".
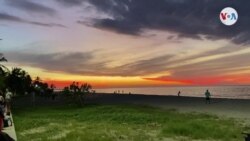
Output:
[{"xmin": 96, "ymin": 86, "xmax": 250, "ymax": 99}]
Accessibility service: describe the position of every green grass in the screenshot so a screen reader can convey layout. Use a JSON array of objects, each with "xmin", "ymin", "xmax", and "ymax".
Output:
[{"xmin": 13, "ymin": 104, "xmax": 247, "ymax": 141}]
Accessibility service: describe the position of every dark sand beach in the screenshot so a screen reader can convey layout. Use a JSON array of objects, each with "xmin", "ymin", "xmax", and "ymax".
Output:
[{"xmin": 86, "ymin": 93, "xmax": 250, "ymax": 121}]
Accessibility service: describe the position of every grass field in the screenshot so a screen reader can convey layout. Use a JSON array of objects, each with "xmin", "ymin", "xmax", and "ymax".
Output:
[{"xmin": 13, "ymin": 104, "xmax": 248, "ymax": 141}]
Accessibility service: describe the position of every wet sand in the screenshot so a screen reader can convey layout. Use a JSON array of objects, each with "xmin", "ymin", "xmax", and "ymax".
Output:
[{"xmin": 86, "ymin": 93, "xmax": 250, "ymax": 121}]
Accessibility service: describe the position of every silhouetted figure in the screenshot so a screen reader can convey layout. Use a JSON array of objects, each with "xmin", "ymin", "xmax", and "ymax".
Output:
[
  {"xmin": 244, "ymin": 133, "xmax": 250, "ymax": 141},
  {"xmin": 5, "ymin": 89, "xmax": 12, "ymax": 115},
  {"xmin": 52, "ymin": 93, "xmax": 56, "ymax": 100},
  {"xmin": 31, "ymin": 91, "xmax": 35, "ymax": 106},
  {"xmin": 177, "ymin": 91, "xmax": 181, "ymax": 97},
  {"xmin": 0, "ymin": 91, "xmax": 4, "ymax": 131},
  {"xmin": 0, "ymin": 132, "xmax": 15, "ymax": 141},
  {"xmin": 205, "ymin": 89, "xmax": 211, "ymax": 104}
]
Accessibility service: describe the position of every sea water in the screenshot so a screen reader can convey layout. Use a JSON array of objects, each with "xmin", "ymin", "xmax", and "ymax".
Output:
[{"xmin": 96, "ymin": 86, "xmax": 250, "ymax": 99}]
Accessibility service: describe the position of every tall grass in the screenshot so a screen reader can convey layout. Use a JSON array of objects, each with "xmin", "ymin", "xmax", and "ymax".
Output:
[{"xmin": 13, "ymin": 104, "xmax": 246, "ymax": 141}]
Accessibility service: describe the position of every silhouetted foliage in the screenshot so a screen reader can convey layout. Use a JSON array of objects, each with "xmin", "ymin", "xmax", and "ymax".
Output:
[
  {"xmin": 32, "ymin": 76, "xmax": 56, "ymax": 98},
  {"xmin": 0, "ymin": 53, "xmax": 93, "ymax": 104},
  {"xmin": 0, "ymin": 54, "xmax": 8, "ymax": 90},
  {"xmin": 0, "ymin": 54, "xmax": 56, "ymax": 97},
  {"xmin": 5, "ymin": 68, "xmax": 32, "ymax": 95},
  {"xmin": 63, "ymin": 81, "xmax": 93, "ymax": 106},
  {"xmin": 62, "ymin": 86, "xmax": 70, "ymax": 95}
]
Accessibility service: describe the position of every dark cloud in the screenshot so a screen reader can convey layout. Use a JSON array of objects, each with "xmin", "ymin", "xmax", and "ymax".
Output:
[
  {"xmin": 28, "ymin": 21, "xmax": 66, "ymax": 28},
  {"xmin": 75, "ymin": 0, "xmax": 250, "ymax": 44},
  {"xmin": 5, "ymin": 51, "xmax": 113, "ymax": 76},
  {"xmin": 177, "ymin": 34, "xmax": 203, "ymax": 40},
  {"xmin": 56, "ymin": 0, "xmax": 85, "ymax": 7},
  {"xmin": 0, "ymin": 12, "xmax": 66, "ymax": 28},
  {"xmin": 4, "ymin": 51, "xmax": 172, "ymax": 76},
  {"xmin": 5, "ymin": 52, "xmax": 100, "ymax": 74},
  {"xmin": 0, "ymin": 12, "xmax": 25, "ymax": 22},
  {"xmin": 5, "ymin": 0, "xmax": 57, "ymax": 16}
]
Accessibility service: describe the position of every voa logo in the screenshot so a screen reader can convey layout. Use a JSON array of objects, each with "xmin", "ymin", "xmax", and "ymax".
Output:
[{"xmin": 220, "ymin": 7, "xmax": 238, "ymax": 26}]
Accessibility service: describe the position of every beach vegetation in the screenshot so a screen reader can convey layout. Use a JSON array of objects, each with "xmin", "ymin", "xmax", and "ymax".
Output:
[
  {"xmin": 13, "ymin": 104, "xmax": 245, "ymax": 141},
  {"xmin": 62, "ymin": 81, "xmax": 93, "ymax": 106}
]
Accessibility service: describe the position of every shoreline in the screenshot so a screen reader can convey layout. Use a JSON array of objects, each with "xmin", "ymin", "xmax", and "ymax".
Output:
[
  {"xmin": 86, "ymin": 93, "xmax": 250, "ymax": 121},
  {"xmin": 95, "ymin": 85, "xmax": 250, "ymax": 100},
  {"xmin": 13, "ymin": 93, "xmax": 250, "ymax": 121},
  {"xmin": 95, "ymin": 92, "xmax": 250, "ymax": 100}
]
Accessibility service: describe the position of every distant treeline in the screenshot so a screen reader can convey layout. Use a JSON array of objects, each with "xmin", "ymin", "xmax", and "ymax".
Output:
[{"xmin": 1, "ymin": 53, "xmax": 94, "ymax": 106}]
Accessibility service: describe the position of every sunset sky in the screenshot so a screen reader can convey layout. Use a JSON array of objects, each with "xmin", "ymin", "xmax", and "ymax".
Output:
[{"xmin": 1, "ymin": 0, "xmax": 250, "ymax": 88}]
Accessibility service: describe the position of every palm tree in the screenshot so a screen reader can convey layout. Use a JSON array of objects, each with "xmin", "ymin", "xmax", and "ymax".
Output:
[
  {"xmin": 5, "ymin": 68, "xmax": 32, "ymax": 95},
  {"xmin": 0, "ymin": 53, "xmax": 8, "ymax": 90},
  {"xmin": 0, "ymin": 53, "xmax": 8, "ymax": 76},
  {"xmin": 0, "ymin": 56, "xmax": 7, "ymax": 62}
]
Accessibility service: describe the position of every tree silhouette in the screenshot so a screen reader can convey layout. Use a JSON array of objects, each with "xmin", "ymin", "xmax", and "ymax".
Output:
[
  {"xmin": 80, "ymin": 83, "xmax": 92, "ymax": 93},
  {"xmin": 0, "ymin": 53, "xmax": 55, "ymax": 98},
  {"xmin": 0, "ymin": 54, "xmax": 8, "ymax": 76},
  {"xmin": 64, "ymin": 82, "xmax": 93, "ymax": 106},
  {"xmin": 5, "ymin": 68, "xmax": 32, "ymax": 95},
  {"xmin": 32, "ymin": 76, "xmax": 56, "ymax": 98},
  {"xmin": 0, "ymin": 57, "xmax": 7, "ymax": 62},
  {"xmin": 62, "ymin": 86, "xmax": 70, "ymax": 95},
  {"xmin": 0, "ymin": 53, "xmax": 8, "ymax": 90}
]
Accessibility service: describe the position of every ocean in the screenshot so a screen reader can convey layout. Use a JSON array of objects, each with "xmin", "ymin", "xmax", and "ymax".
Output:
[{"xmin": 96, "ymin": 85, "xmax": 250, "ymax": 99}]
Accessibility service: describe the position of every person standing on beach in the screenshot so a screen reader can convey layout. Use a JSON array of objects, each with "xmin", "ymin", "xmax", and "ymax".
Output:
[
  {"xmin": 205, "ymin": 89, "xmax": 211, "ymax": 104},
  {"xmin": 5, "ymin": 89, "xmax": 12, "ymax": 115},
  {"xmin": 31, "ymin": 91, "xmax": 36, "ymax": 106},
  {"xmin": 177, "ymin": 91, "xmax": 181, "ymax": 97}
]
